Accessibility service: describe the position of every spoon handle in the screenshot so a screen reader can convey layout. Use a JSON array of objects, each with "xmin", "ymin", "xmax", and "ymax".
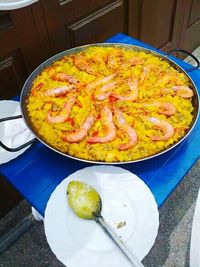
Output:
[{"xmin": 95, "ymin": 216, "xmax": 144, "ymax": 267}]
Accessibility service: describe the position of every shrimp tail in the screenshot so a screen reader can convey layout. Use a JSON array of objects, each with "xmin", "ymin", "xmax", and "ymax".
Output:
[
  {"xmin": 62, "ymin": 114, "xmax": 95, "ymax": 143},
  {"xmin": 87, "ymin": 107, "xmax": 116, "ymax": 143}
]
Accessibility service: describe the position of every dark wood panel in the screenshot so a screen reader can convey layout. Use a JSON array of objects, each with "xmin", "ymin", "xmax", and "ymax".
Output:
[
  {"xmin": 40, "ymin": 0, "xmax": 68, "ymax": 53},
  {"xmin": 0, "ymin": 174, "xmax": 22, "ymax": 219},
  {"xmin": 0, "ymin": 4, "xmax": 49, "ymax": 100},
  {"xmin": 180, "ymin": 0, "xmax": 200, "ymax": 53},
  {"xmin": 0, "ymin": 27, "xmax": 18, "ymax": 59},
  {"xmin": 0, "ymin": 6, "xmax": 44, "ymax": 216},
  {"xmin": 31, "ymin": 1, "xmax": 52, "ymax": 61},
  {"xmin": 139, "ymin": 0, "xmax": 183, "ymax": 51},
  {"xmin": 42, "ymin": 0, "xmax": 127, "ymax": 53},
  {"xmin": 128, "ymin": 0, "xmax": 141, "ymax": 38},
  {"xmin": 0, "ymin": 11, "xmax": 13, "ymax": 30},
  {"xmin": 68, "ymin": 0, "xmax": 124, "ymax": 47},
  {"xmin": 188, "ymin": 0, "xmax": 200, "ymax": 26},
  {"xmin": 10, "ymin": 8, "xmax": 43, "ymax": 73},
  {"xmin": 0, "ymin": 49, "xmax": 27, "ymax": 99},
  {"xmin": 184, "ymin": 23, "xmax": 200, "ymax": 52},
  {"xmin": 59, "ymin": 0, "xmax": 111, "ymax": 23}
]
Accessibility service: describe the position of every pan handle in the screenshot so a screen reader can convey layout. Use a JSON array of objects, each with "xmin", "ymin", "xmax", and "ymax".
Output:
[
  {"xmin": 0, "ymin": 115, "xmax": 36, "ymax": 152},
  {"xmin": 166, "ymin": 48, "xmax": 200, "ymax": 72}
]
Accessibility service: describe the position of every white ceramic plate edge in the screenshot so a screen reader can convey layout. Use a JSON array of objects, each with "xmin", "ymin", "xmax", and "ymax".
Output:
[{"xmin": 44, "ymin": 166, "xmax": 159, "ymax": 267}]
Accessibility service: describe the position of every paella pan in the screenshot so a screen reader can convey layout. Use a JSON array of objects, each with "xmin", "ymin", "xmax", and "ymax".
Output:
[{"xmin": 1, "ymin": 43, "xmax": 199, "ymax": 164}]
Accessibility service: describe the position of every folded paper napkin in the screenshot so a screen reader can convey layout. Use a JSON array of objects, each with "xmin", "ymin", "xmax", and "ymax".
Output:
[{"xmin": 1, "ymin": 104, "xmax": 34, "ymax": 148}]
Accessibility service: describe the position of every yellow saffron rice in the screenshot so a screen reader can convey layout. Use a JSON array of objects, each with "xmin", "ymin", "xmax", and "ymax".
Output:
[{"xmin": 26, "ymin": 46, "xmax": 194, "ymax": 162}]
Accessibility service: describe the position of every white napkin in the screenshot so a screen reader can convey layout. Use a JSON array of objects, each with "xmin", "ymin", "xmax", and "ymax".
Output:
[
  {"xmin": 0, "ymin": 100, "xmax": 35, "ymax": 164},
  {"xmin": 1, "ymin": 105, "xmax": 34, "ymax": 147}
]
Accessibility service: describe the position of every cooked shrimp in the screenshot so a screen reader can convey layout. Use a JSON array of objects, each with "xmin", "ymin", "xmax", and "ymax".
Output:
[
  {"xmin": 107, "ymin": 49, "xmax": 123, "ymax": 70},
  {"xmin": 93, "ymin": 81, "xmax": 117, "ymax": 100},
  {"xmin": 139, "ymin": 64, "xmax": 158, "ymax": 84},
  {"xmin": 39, "ymin": 85, "xmax": 75, "ymax": 97},
  {"xmin": 31, "ymin": 83, "xmax": 44, "ymax": 95},
  {"xmin": 46, "ymin": 66, "xmax": 57, "ymax": 76},
  {"xmin": 86, "ymin": 74, "xmax": 116, "ymax": 91},
  {"xmin": 46, "ymin": 95, "xmax": 76, "ymax": 123},
  {"xmin": 156, "ymin": 71, "xmax": 183, "ymax": 87},
  {"xmin": 111, "ymin": 77, "xmax": 138, "ymax": 101},
  {"xmin": 73, "ymin": 54, "xmax": 95, "ymax": 75},
  {"xmin": 128, "ymin": 57, "xmax": 145, "ymax": 66},
  {"xmin": 62, "ymin": 114, "xmax": 95, "ymax": 143},
  {"xmin": 140, "ymin": 66, "xmax": 149, "ymax": 84},
  {"xmin": 121, "ymin": 57, "xmax": 145, "ymax": 69},
  {"xmin": 157, "ymin": 73, "xmax": 172, "ymax": 85},
  {"xmin": 145, "ymin": 116, "xmax": 174, "ymax": 141},
  {"xmin": 140, "ymin": 64, "xmax": 164, "ymax": 85},
  {"xmin": 87, "ymin": 106, "xmax": 116, "ymax": 143},
  {"xmin": 162, "ymin": 85, "xmax": 194, "ymax": 98},
  {"xmin": 157, "ymin": 102, "xmax": 176, "ymax": 115},
  {"xmin": 51, "ymin": 72, "xmax": 80, "ymax": 84},
  {"xmin": 172, "ymin": 85, "xmax": 193, "ymax": 98},
  {"xmin": 92, "ymin": 54, "xmax": 107, "ymax": 72},
  {"xmin": 142, "ymin": 101, "xmax": 176, "ymax": 116},
  {"xmin": 114, "ymin": 109, "xmax": 138, "ymax": 150},
  {"xmin": 91, "ymin": 54, "xmax": 108, "ymax": 75}
]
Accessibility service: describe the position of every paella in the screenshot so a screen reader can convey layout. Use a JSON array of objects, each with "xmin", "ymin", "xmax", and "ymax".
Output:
[{"xmin": 26, "ymin": 46, "xmax": 194, "ymax": 162}]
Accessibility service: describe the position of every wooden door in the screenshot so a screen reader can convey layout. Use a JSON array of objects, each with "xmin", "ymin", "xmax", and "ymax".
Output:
[
  {"xmin": 180, "ymin": 0, "xmax": 200, "ymax": 52},
  {"xmin": 0, "ymin": 2, "xmax": 51, "ymax": 218},
  {"xmin": 0, "ymin": 10, "xmax": 27, "ymax": 99},
  {"xmin": 0, "ymin": 2, "xmax": 50, "ymax": 100},
  {"xmin": 41, "ymin": 0, "xmax": 128, "ymax": 54},
  {"xmin": 129, "ymin": 0, "xmax": 184, "ymax": 52}
]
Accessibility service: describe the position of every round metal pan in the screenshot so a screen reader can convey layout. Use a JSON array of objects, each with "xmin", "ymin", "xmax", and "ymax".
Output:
[{"xmin": 1, "ymin": 43, "xmax": 199, "ymax": 164}]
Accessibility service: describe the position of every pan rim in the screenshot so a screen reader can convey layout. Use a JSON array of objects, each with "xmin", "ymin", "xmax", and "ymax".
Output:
[{"xmin": 20, "ymin": 43, "xmax": 200, "ymax": 164}]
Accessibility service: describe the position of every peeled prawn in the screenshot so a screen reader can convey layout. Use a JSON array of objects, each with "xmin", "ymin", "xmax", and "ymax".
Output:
[
  {"xmin": 31, "ymin": 83, "xmax": 44, "ymax": 95},
  {"xmin": 93, "ymin": 81, "xmax": 117, "ymax": 100},
  {"xmin": 121, "ymin": 57, "xmax": 145, "ymax": 69},
  {"xmin": 39, "ymin": 85, "xmax": 75, "ymax": 97},
  {"xmin": 107, "ymin": 49, "xmax": 123, "ymax": 70},
  {"xmin": 172, "ymin": 86, "xmax": 193, "ymax": 98},
  {"xmin": 51, "ymin": 72, "xmax": 80, "ymax": 84},
  {"xmin": 91, "ymin": 54, "xmax": 107, "ymax": 72},
  {"xmin": 87, "ymin": 106, "xmax": 116, "ymax": 143},
  {"xmin": 128, "ymin": 57, "xmax": 145, "ymax": 66},
  {"xmin": 140, "ymin": 64, "xmax": 155, "ymax": 84},
  {"xmin": 162, "ymin": 85, "xmax": 194, "ymax": 98},
  {"xmin": 140, "ymin": 66, "xmax": 149, "ymax": 84},
  {"xmin": 142, "ymin": 101, "xmax": 176, "ymax": 116},
  {"xmin": 46, "ymin": 95, "xmax": 76, "ymax": 123},
  {"xmin": 157, "ymin": 73, "xmax": 174, "ymax": 85},
  {"xmin": 86, "ymin": 74, "xmax": 116, "ymax": 91},
  {"xmin": 145, "ymin": 116, "xmax": 174, "ymax": 141},
  {"xmin": 157, "ymin": 102, "xmax": 176, "ymax": 115},
  {"xmin": 62, "ymin": 114, "xmax": 95, "ymax": 143},
  {"xmin": 111, "ymin": 77, "xmax": 138, "ymax": 101},
  {"xmin": 114, "ymin": 109, "xmax": 138, "ymax": 150},
  {"xmin": 73, "ymin": 54, "xmax": 95, "ymax": 75},
  {"xmin": 157, "ymin": 71, "xmax": 185, "ymax": 87}
]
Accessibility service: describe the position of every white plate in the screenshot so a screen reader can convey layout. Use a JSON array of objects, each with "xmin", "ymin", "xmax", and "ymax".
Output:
[
  {"xmin": 44, "ymin": 166, "xmax": 159, "ymax": 267},
  {"xmin": 0, "ymin": 0, "xmax": 38, "ymax": 11},
  {"xmin": 0, "ymin": 100, "xmax": 34, "ymax": 164}
]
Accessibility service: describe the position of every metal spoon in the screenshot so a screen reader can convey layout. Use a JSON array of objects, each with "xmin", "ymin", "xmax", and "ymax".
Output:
[{"xmin": 67, "ymin": 180, "xmax": 144, "ymax": 267}]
